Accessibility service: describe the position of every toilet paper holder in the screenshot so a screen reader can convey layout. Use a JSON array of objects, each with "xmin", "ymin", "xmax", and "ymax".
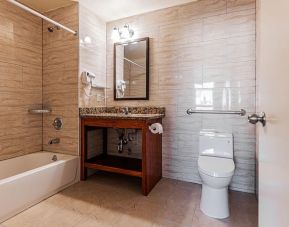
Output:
[{"xmin": 149, "ymin": 123, "xmax": 163, "ymax": 134}]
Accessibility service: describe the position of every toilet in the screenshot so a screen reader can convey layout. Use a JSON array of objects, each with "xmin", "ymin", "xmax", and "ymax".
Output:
[{"xmin": 198, "ymin": 131, "xmax": 235, "ymax": 219}]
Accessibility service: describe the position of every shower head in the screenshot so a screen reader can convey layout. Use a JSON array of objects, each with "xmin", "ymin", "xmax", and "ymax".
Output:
[
  {"xmin": 47, "ymin": 25, "xmax": 60, "ymax": 33},
  {"xmin": 47, "ymin": 27, "xmax": 54, "ymax": 32}
]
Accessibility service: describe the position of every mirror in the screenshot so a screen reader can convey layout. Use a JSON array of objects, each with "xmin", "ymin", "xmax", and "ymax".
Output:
[{"xmin": 114, "ymin": 37, "xmax": 149, "ymax": 100}]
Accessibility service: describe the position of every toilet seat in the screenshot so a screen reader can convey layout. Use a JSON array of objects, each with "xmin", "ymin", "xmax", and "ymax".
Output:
[{"xmin": 198, "ymin": 156, "xmax": 235, "ymax": 178}]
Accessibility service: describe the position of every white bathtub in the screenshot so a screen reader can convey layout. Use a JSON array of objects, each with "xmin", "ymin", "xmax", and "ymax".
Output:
[{"xmin": 0, "ymin": 152, "xmax": 79, "ymax": 223}]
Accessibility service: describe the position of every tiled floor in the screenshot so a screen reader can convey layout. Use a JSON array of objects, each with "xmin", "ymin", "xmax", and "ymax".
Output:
[{"xmin": 2, "ymin": 173, "xmax": 258, "ymax": 227}]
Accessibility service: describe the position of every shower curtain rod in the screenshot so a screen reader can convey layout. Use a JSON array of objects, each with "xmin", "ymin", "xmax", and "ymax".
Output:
[{"xmin": 7, "ymin": 0, "xmax": 78, "ymax": 35}]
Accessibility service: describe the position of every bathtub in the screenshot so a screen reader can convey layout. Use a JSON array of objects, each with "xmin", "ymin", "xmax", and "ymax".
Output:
[{"xmin": 0, "ymin": 152, "xmax": 79, "ymax": 223}]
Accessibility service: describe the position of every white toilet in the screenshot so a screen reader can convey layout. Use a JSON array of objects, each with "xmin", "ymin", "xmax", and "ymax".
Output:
[{"xmin": 198, "ymin": 131, "xmax": 235, "ymax": 219}]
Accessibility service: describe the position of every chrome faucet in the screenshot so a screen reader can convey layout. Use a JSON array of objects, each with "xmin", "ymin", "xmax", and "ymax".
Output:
[
  {"xmin": 48, "ymin": 138, "xmax": 60, "ymax": 145},
  {"xmin": 52, "ymin": 155, "xmax": 57, "ymax": 161},
  {"xmin": 122, "ymin": 106, "xmax": 130, "ymax": 115}
]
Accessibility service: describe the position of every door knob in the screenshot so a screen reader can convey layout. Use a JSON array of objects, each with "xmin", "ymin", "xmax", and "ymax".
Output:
[{"xmin": 248, "ymin": 112, "xmax": 266, "ymax": 127}]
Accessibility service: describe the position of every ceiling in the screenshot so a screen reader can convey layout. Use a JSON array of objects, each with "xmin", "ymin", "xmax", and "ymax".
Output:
[
  {"xmin": 82, "ymin": 0, "xmax": 197, "ymax": 22},
  {"xmin": 17, "ymin": 0, "xmax": 197, "ymax": 21}
]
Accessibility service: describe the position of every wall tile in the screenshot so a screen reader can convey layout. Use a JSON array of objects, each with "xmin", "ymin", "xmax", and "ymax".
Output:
[
  {"xmin": 42, "ymin": 3, "xmax": 79, "ymax": 155},
  {"xmin": 79, "ymin": 2, "xmax": 106, "ymax": 107},
  {"xmin": 107, "ymin": 0, "xmax": 256, "ymax": 193},
  {"xmin": 227, "ymin": 0, "xmax": 256, "ymax": 13},
  {"xmin": 0, "ymin": 0, "xmax": 42, "ymax": 161}
]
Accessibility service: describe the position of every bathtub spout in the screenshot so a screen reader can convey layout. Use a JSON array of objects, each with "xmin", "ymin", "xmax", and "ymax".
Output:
[
  {"xmin": 52, "ymin": 155, "xmax": 57, "ymax": 161},
  {"xmin": 48, "ymin": 138, "xmax": 60, "ymax": 145}
]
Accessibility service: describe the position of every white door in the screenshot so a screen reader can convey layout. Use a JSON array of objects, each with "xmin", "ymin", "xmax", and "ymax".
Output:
[{"xmin": 257, "ymin": 0, "xmax": 289, "ymax": 226}]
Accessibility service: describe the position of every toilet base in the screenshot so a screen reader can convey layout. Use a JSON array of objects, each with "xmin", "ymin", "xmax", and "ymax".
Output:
[{"xmin": 200, "ymin": 184, "xmax": 229, "ymax": 219}]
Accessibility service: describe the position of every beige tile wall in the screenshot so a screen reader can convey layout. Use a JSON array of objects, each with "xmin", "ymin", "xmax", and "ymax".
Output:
[
  {"xmin": 42, "ymin": 3, "xmax": 79, "ymax": 155},
  {"xmin": 1, "ymin": 0, "xmax": 256, "ymax": 194},
  {"xmin": 106, "ymin": 0, "xmax": 256, "ymax": 193},
  {"xmin": 0, "ymin": 0, "xmax": 43, "ymax": 161},
  {"xmin": 79, "ymin": 1, "xmax": 106, "ymax": 107}
]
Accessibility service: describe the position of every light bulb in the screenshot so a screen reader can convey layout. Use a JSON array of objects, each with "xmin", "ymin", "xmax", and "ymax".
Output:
[
  {"xmin": 111, "ymin": 27, "xmax": 120, "ymax": 41},
  {"xmin": 121, "ymin": 24, "xmax": 130, "ymax": 39},
  {"xmin": 84, "ymin": 36, "xmax": 92, "ymax": 44}
]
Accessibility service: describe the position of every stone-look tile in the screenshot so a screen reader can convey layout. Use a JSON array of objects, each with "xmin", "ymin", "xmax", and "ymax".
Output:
[
  {"xmin": 178, "ymin": 0, "xmax": 227, "ymax": 20},
  {"xmin": 229, "ymin": 191, "xmax": 258, "ymax": 227},
  {"xmin": 3, "ymin": 202, "xmax": 84, "ymax": 227},
  {"xmin": 203, "ymin": 61, "xmax": 256, "ymax": 88},
  {"xmin": 227, "ymin": 0, "xmax": 256, "ymax": 13},
  {"xmin": 159, "ymin": 19, "xmax": 203, "ymax": 47},
  {"xmin": 2, "ymin": 174, "xmax": 258, "ymax": 227},
  {"xmin": 105, "ymin": 0, "xmax": 256, "ymax": 193},
  {"xmin": 192, "ymin": 208, "xmax": 230, "ymax": 227},
  {"xmin": 0, "ymin": 0, "xmax": 42, "ymax": 161},
  {"xmin": 80, "ymin": 106, "xmax": 165, "ymax": 115},
  {"xmin": 79, "ymin": 3, "xmax": 106, "ymax": 107},
  {"xmin": 75, "ymin": 218, "xmax": 115, "ymax": 227},
  {"xmin": 42, "ymin": 3, "xmax": 79, "ymax": 156},
  {"xmin": 203, "ymin": 9, "xmax": 255, "ymax": 41}
]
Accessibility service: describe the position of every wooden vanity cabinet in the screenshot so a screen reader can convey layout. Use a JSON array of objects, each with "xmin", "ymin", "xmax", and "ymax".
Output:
[{"xmin": 80, "ymin": 117, "xmax": 162, "ymax": 196}]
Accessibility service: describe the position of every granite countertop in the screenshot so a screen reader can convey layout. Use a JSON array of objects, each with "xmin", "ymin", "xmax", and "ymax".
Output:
[{"xmin": 79, "ymin": 106, "xmax": 165, "ymax": 120}]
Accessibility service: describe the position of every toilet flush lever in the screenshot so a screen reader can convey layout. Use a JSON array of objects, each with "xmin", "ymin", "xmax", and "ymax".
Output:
[{"xmin": 248, "ymin": 112, "xmax": 266, "ymax": 127}]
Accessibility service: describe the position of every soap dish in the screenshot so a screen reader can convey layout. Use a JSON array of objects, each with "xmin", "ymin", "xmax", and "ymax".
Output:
[{"xmin": 28, "ymin": 109, "xmax": 52, "ymax": 114}]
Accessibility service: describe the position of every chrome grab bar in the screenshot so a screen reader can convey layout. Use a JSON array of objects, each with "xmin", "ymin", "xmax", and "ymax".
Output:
[{"xmin": 186, "ymin": 109, "xmax": 246, "ymax": 116}]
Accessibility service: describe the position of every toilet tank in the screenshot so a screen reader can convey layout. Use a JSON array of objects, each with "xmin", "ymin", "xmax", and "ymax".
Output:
[{"xmin": 199, "ymin": 131, "xmax": 233, "ymax": 159}]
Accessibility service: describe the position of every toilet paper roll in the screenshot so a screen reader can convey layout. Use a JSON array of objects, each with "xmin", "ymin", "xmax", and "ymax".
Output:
[{"xmin": 149, "ymin": 123, "xmax": 163, "ymax": 134}]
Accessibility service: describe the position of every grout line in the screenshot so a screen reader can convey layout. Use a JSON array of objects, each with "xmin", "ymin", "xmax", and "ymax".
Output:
[{"xmin": 42, "ymin": 18, "xmax": 44, "ymax": 152}]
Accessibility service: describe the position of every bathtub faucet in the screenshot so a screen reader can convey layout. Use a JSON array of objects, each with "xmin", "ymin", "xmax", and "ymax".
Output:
[
  {"xmin": 52, "ymin": 155, "xmax": 58, "ymax": 161},
  {"xmin": 48, "ymin": 138, "xmax": 60, "ymax": 145}
]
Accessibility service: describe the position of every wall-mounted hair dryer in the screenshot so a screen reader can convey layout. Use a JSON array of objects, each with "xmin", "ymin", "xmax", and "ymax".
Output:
[
  {"xmin": 81, "ymin": 71, "xmax": 96, "ymax": 85},
  {"xmin": 116, "ymin": 80, "xmax": 126, "ymax": 98}
]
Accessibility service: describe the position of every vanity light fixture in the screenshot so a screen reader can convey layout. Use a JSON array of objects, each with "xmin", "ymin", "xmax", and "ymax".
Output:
[
  {"xmin": 111, "ymin": 27, "xmax": 120, "ymax": 41},
  {"xmin": 121, "ymin": 24, "xmax": 134, "ymax": 39},
  {"xmin": 111, "ymin": 24, "xmax": 134, "ymax": 41},
  {"xmin": 84, "ymin": 36, "xmax": 92, "ymax": 44}
]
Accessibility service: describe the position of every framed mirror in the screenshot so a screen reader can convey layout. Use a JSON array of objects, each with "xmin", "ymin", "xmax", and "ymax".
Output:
[{"xmin": 114, "ymin": 37, "xmax": 149, "ymax": 100}]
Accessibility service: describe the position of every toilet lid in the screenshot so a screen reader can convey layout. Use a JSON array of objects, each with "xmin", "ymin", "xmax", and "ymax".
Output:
[{"xmin": 198, "ymin": 156, "xmax": 235, "ymax": 178}]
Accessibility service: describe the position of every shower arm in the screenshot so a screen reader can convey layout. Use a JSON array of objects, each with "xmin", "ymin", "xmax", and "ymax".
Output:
[{"xmin": 7, "ymin": 0, "xmax": 78, "ymax": 36}]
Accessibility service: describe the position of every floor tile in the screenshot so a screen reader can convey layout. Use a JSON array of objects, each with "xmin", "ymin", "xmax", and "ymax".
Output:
[{"xmin": 2, "ymin": 173, "xmax": 258, "ymax": 227}]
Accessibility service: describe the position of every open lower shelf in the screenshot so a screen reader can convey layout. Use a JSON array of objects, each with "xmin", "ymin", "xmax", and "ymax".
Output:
[{"xmin": 84, "ymin": 154, "xmax": 142, "ymax": 178}]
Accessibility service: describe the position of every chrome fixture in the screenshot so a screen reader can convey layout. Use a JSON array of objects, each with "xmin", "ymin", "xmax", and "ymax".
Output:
[
  {"xmin": 48, "ymin": 138, "xmax": 60, "ymax": 145},
  {"xmin": 28, "ymin": 108, "xmax": 51, "ymax": 114},
  {"xmin": 111, "ymin": 24, "xmax": 134, "ymax": 41},
  {"xmin": 7, "ymin": 0, "xmax": 78, "ymax": 35},
  {"xmin": 116, "ymin": 129, "xmax": 128, "ymax": 153},
  {"xmin": 52, "ymin": 155, "xmax": 58, "ymax": 161},
  {"xmin": 47, "ymin": 25, "xmax": 60, "ymax": 33},
  {"xmin": 117, "ymin": 138, "xmax": 128, "ymax": 153},
  {"xmin": 122, "ymin": 107, "xmax": 130, "ymax": 115},
  {"xmin": 128, "ymin": 130, "xmax": 137, "ymax": 141},
  {"xmin": 186, "ymin": 109, "xmax": 246, "ymax": 116},
  {"xmin": 248, "ymin": 112, "xmax": 266, "ymax": 127},
  {"xmin": 52, "ymin": 118, "xmax": 63, "ymax": 130}
]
